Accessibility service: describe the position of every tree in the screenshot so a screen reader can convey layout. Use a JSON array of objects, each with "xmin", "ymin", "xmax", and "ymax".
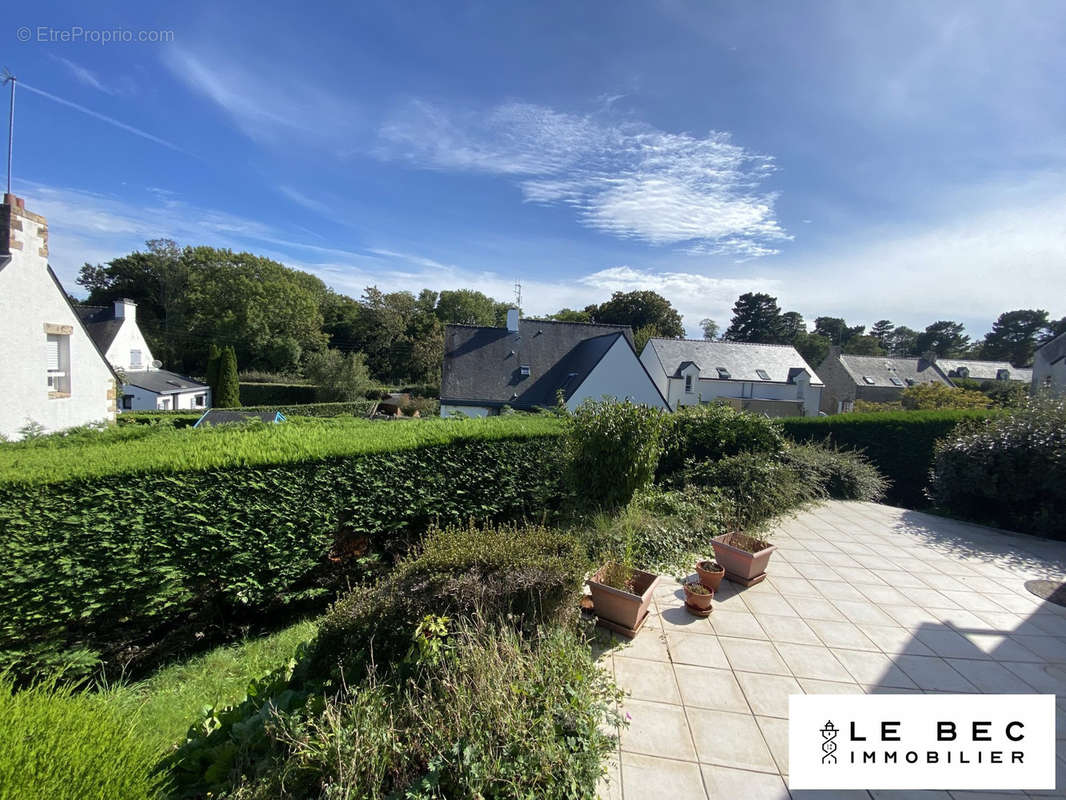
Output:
[
  {"xmin": 900, "ymin": 383, "xmax": 991, "ymax": 410},
  {"xmin": 843, "ymin": 334, "xmax": 885, "ymax": 356},
  {"xmin": 587, "ymin": 291, "xmax": 684, "ymax": 338},
  {"xmin": 435, "ymin": 289, "xmax": 503, "ymax": 326},
  {"xmin": 204, "ymin": 343, "xmax": 221, "ymax": 396},
  {"xmin": 792, "ymin": 332, "xmax": 829, "ymax": 367},
  {"xmin": 723, "ymin": 293, "xmax": 784, "ymax": 343},
  {"xmin": 1043, "ymin": 317, "xmax": 1066, "ymax": 342},
  {"xmin": 548, "ymin": 308, "xmax": 592, "ymax": 323},
  {"xmin": 700, "ymin": 318, "xmax": 720, "ymax": 340},
  {"xmin": 215, "ymin": 346, "xmax": 241, "ymax": 407},
  {"xmin": 915, "ymin": 321, "xmax": 970, "ymax": 358},
  {"xmin": 304, "ymin": 348, "xmax": 372, "ymax": 401},
  {"xmin": 813, "ymin": 317, "xmax": 864, "ymax": 346},
  {"xmin": 870, "ymin": 320, "xmax": 895, "ymax": 345},
  {"xmin": 779, "ymin": 311, "xmax": 806, "ymax": 341},
  {"xmin": 884, "ymin": 325, "xmax": 920, "ymax": 356},
  {"xmin": 633, "ymin": 324, "xmax": 662, "ymax": 354},
  {"xmin": 980, "ymin": 309, "xmax": 1049, "ymax": 366}
]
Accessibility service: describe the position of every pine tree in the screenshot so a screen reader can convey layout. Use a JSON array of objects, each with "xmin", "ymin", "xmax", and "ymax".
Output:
[
  {"xmin": 204, "ymin": 343, "xmax": 221, "ymax": 397},
  {"xmin": 215, "ymin": 346, "xmax": 241, "ymax": 407}
]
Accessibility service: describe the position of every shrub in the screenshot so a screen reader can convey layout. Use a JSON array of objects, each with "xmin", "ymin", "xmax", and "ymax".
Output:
[
  {"xmin": 239, "ymin": 382, "xmax": 318, "ymax": 406},
  {"xmin": 303, "ymin": 348, "xmax": 373, "ymax": 402},
  {"xmin": 780, "ymin": 443, "xmax": 888, "ymax": 501},
  {"xmin": 400, "ymin": 383, "xmax": 440, "ymax": 399},
  {"xmin": 217, "ymin": 345, "xmax": 242, "ymax": 407},
  {"xmin": 900, "ymin": 383, "xmax": 991, "ymax": 410},
  {"xmin": 565, "ymin": 398, "xmax": 669, "ymax": 509},
  {"xmin": 205, "ymin": 343, "xmax": 221, "ymax": 398},
  {"xmin": 952, "ymin": 377, "xmax": 1030, "ymax": 408},
  {"xmin": 659, "ymin": 403, "xmax": 786, "ymax": 476},
  {"xmin": 0, "ymin": 417, "xmax": 565, "ymax": 680},
  {"xmin": 0, "ymin": 677, "xmax": 167, "ymax": 800},
  {"xmin": 928, "ymin": 398, "xmax": 1066, "ymax": 537},
  {"xmin": 780, "ymin": 409, "xmax": 1003, "ymax": 508},
  {"xmin": 310, "ymin": 523, "xmax": 587, "ymax": 679},
  {"xmin": 853, "ymin": 399, "xmax": 902, "ymax": 413}
]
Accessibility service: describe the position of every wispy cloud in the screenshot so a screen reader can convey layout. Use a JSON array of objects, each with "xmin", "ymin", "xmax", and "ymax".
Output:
[
  {"xmin": 377, "ymin": 100, "xmax": 790, "ymax": 258},
  {"xmin": 48, "ymin": 55, "xmax": 136, "ymax": 96}
]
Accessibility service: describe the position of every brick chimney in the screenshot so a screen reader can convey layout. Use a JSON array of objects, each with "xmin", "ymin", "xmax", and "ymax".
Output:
[
  {"xmin": 113, "ymin": 298, "xmax": 137, "ymax": 321},
  {"xmin": 1, "ymin": 193, "xmax": 48, "ymax": 264}
]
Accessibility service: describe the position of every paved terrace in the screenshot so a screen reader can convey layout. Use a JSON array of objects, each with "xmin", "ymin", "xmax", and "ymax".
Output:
[{"xmin": 595, "ymin": 501, "xmax": 1066, "ymax": 800}]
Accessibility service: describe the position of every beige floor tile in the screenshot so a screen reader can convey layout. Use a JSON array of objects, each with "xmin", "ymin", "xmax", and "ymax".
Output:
[
  {"xmin": 817, "ymin": 581, "xmax": 869, "ymax": 602},
  {"xmin": 614, "ymin": 656, "xmax": 682, "ymax": 704},
  {"xmin": 596, "ymin": 751, "xmax": 622, "ymax": 800},
  {"xmin": 613, "ymin": 628, "xmax": 670, "ymax": 662},
  {"xmin": 734, "ymin": 671, "xmax": 803, "ymax": 718},
  {"xmin": 701, "ymin": 764, "xmax": 789, "ymax": 797},
  {"xmin": 798, "ymin": 562, "xmax": 844, "ymax": 582},
  {"xmin": 944, "ymin": 657, "xmax": 1040, "ymax": 692},
  {"xmin": 808, "ymin": 619, "xmax": 880, "ymax": 651},
  {"xmin": 833, "ymin": 599, "xmax": 898, "ymax": 626},
  {"xmin": 929, "ymin": 608, "xmax": 993, "ymax": 632},
  {"xmin": 857, "ymin": 624, "xmax": 936, "ymax": 656},
  {"xmin": 619, "ymin": 699, "xmax": 697, "ymax": 761},
  {"xmin": 831, "ymin": 648, "xmax": 919, "ymax": 688},
  {"xmin": 874, "ymin": 569, "xmax": 930, "ymax": 589},
  {"xmin": 756, "ymin": 714, "xmax": 790, "ymax": 774},
  {"xmin": 710, "ymin": 610, "xmax": 768, "ymax": 639},
  {"xmin": 881, "ymin": 603, "xmax": 944, "ymax": 630},
  {"xmin": 719, "ymin": 636, "xmax": 792, "ymax": 676},
  {"xmin": 907, "ymin": 587, "xmax": 962, "ymax": 609},
  {"xmin": 668, "ymin": 631, "xmax": 731, "ymax": 668},
  {"xmin": 798, "ymin": 677, "xmax": 864, "ymax": 694},
  {"xmin": 893, "ymin": 655, "xmax": 977, "ymax": 692},
  {"xmin": 756, "ymin": 614, "xmax": 823, "ymax": 645},
  {"xmin": 1001, "ymin": 661, "xmax": 1066, "ymax": 693},
  {"xmin": 1026, "ymin": 613, "xmax": 1066, "ymax": 637},
  {"xmin": 742, "ymin": 592, "xmax": 799, "ymax": 617},
  {"xmin": 674, "ymin": 664, "xmax": 749, "ymax": 713},
  {"xmin": 856, "ymin": 585, "xmax": 915, "ymax": 606},
  {"xmin": 914, "ymin": 628, "xmax": 990, "ymax": 660},
  {"xmin": 770, "ymin": 576, "xmax": 823, "ymax": 596},
  {"xmin": 963, "ymin": 632, "xmax": 1045, "ymax": 661},
  {"xmin": 1009, "ymin": 634, "xmax": 1066, "ymax": 662},
  {"xmin": 620, "ymin": 752, "xmax": 707, "ymax": 797},
  {"xmin": 775, "ymin": 642, "xmax": 855, "ymax": 682},
  {"xmin": 657, "ymin": 605, "xmax": 716, "ymax": 635},
  {"xmin": 788, "ymin": 595, "xmax": 848, "ymax": 621},
  {"xmin": 688, "ymin": 708, "xmax": 777, "ymax": 772},
  {"xmin": 972, "ymin": 610, "xmax": 1027, "ymax": 632}
]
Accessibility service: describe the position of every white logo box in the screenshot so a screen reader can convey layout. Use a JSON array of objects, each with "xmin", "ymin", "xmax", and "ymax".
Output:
[{"xmin": 789, "ymin": 694, "xmax": 1056, "ymax": 790}]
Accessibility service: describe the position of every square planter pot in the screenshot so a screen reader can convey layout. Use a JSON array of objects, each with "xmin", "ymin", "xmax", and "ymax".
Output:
[
  {"xmin": 711, "ymin": 533, "xmax": 776, "ymax": 587},
  {"xmin": 587, "ymin": 564, "xmax": 659, "ymax": 637}
]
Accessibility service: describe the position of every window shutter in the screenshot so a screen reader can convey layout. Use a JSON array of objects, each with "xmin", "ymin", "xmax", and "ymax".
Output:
[{"xmin": 46, "ymin": 336, "xmax": 60, "ymax": 371}]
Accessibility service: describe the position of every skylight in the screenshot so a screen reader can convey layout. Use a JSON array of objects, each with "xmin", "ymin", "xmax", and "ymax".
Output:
[
  {"xmin": 889, "ymin": 377, "xmax": 903, "ymax": 386},
  {"xmin": 755, "ymin": 369, "xmax": 771, "ymax": 381},
  {"xmin": 519, "ymin": 365, "xmax": 531, "ymax": 376},
  {"xmin": 716, "ymin": 367, "xmax": 731, "ymax": 380},
  {"xmin": 862, "ymin": 376, "xmax": 876, "ymax": 385}
]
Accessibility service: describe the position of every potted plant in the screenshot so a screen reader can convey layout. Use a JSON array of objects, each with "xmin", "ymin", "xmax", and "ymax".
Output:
[
  {"xmin": 711, "ymin": 532, "xmax": 776, "ymax": 586},
  {"xmin": 587, "ymin": 562, "xmax": 659, "ymax": 637},
  {"xmin": 694, "ymin": 559, "xmax": 725, "ymax": 592},
  {"xmin": 682, "ymin": 580, "xmax": 713, "ymax": 616}
]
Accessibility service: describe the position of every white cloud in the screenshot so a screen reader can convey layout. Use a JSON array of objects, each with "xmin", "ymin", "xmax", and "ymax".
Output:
[{"xmin": 377, "ymin": 101, "xmax": 790, "ymax": 258}]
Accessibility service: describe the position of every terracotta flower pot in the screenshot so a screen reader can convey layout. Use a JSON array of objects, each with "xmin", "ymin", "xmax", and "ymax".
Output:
[
  {"xmin": 711, "ymin": 532, "xmax": 776, "ymax": 587},
  {"xmin": 683, "ymin": 581, "xmax": 714, "ymax": 614},
  {"xmin": 695, "ymin": 560, "xmax": 725, "ymax": 592},
  {"xmin": 587, "ymin": 563, "xmax": 659, "ymax": 636}
]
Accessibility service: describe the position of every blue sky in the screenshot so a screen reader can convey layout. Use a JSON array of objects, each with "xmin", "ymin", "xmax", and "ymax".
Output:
[{"xmin": 7, "ymin": 0, "xmax": 1066, "ymax": 337}]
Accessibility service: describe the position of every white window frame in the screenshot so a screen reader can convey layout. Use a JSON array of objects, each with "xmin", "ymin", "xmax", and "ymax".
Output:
[
  {"xmin": 684, "ymin": 374, "xmax": 693, "ymax": 393},
  {"xmin": 46, "ymin": 333, "xmax": 71, "ymax": 396},
  {"xmin": 130, "ymin": 349, "xmax": 143, "ymax": 368}
]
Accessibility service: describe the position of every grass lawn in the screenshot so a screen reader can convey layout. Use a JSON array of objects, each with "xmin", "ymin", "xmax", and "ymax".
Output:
[{"xmin": 109, "ymin": 618, "xmax": 318, "ymax": 751}]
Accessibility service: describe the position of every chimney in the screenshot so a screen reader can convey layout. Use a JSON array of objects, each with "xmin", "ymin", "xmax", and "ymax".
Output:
[
  {"xmin": 506, "ymin": 308, "xmax": 519, "ymax": 332},
  {"xmin": 828, "ymin": 345, "xmax": 842, "ymax": 359},
  {"xmin": 114, "ymin": 298, "xmax": 137, "ymax": 321},
  {"xmin": 2, "ymin": 193, "xmax": 48, "ymax": 264},
  {"xmin": 922, "ymin": 350, "xmax": 937, "ymax": 365}
]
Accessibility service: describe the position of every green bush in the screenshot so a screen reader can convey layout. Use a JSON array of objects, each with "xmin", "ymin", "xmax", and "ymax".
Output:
[
  {"xmin": 780, "ymin": 443, "xmax": 889, "ymax": 501},
  {"xmin": 565, "ymin": 398, "xmax": 669, "ymax": 508},
  {"xmin": 0, "ymin": 418, "xmax": 565, "ymax": 680},
  {"xmin": 659, "ymin": 403, "xmax": 786, "ymax": 476},
  {"xmin": 217, "ymin": 346, "xmax": 241, "ymax": 407},
  {"xmin": 310, "ymin": 523, "xmax": 587, "ymax": 680},
  {"xmin": 303, "ymin": 349, "xmax": 372, "ymax": 402},
  {"xmin": 239, "ymin": 382, "xmax": 318, "ymax": 406},
  {"xmin": 928, "ymin": 398, "xmax": 1066, "ymax": 537},
  {"xmin": 780, "ymin": 409, "xmax": 1003, "ymax": 508},
  {"xmin": 400, "ymin": 383, "xmax": 440, "ymax": 398},
  {"xmin": 0, "ymin": 677, "xmax": 167, "ymax": 800},
  {"xmin": 952, "ymin": 377, "xmax": 1030, "ymax": 408}
]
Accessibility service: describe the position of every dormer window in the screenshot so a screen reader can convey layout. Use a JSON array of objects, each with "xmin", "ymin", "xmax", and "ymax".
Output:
[
  {"xmin": 519, "ymin": 365, "xmax": 531, "ymax": 377},
  {"xmin": 889, "ymin": 377, "xmax": 903, "ymax": 386},
  {"xmin": 716, "ymin": 367, "xmax": 731, "ymax": 380},
  {"xmin": 685, "ymin": 375, "xmax": 693, "ymax": 393},
  {"xmin": 755, "ymin": 369, "xmax": 770, "ymax": 381},
  {"xmin": 996, "ymin": 369, "xmax": 1010, "ymax": 381},
  {"xmin": 862, "ymin": 376, "xmax": 876, "ymax": 385}
]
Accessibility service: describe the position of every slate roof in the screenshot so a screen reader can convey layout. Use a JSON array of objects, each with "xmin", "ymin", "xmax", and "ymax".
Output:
[
  {"xmin": 1036, "ymin": 331, "xmax": 1066, "ymax": 366},
  {"xmin": 936, "ymin": 358, "xmax": 1032, "ymax": 382},
  {"xmin": 645, "ymin": 339, "xmax": 823, "ymax": 385},
  {"xmin": 836, "ymin": 354, "xmax": 950, "ymax": 388},
  {"xmin": 441, "ymin": 318, "xmax": 644, "ymax": 408},
  {"xmin": 74, "ymin": 305, "xmax": 125, "ymax": 353},
  {"xmin": 122, "ymin": 369, "xmax": 208, "ymax": 395},
  {"xmin": 194, "ymin": 410, "xmax": 285, "ymax": 427},
  {"xmin": 48, "ymin": 270, "xmax": 120, "ymax": 382}
]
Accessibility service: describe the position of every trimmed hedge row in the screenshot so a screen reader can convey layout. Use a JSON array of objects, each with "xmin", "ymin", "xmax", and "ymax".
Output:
[
  {"xmin": 0, "ymin": 419, "xmax": 565, "ymax": 677},
  {"xmin": 238, "ymin": 382, "xmax": 317, "ymax": 406},
  {"xmin": 779, "ymin": 409, "xmax": 1003, "ymax": 508}
]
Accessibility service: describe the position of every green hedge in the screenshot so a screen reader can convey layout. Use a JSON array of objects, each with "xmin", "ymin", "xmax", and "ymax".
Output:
[
  {"xmin": 238, "ymin": 382, "xmax": 317, "ymax": 406},
  {"xmin": 780, "ymin": 409, "xmax": 1003, "ymax": 508},
  {"xmin": 0, "ymin": 417, "xmax": 565, "ymax": 678},
  {"xmin": 117, "ymin": 401, "xmax": 376, "ymax": 429}
]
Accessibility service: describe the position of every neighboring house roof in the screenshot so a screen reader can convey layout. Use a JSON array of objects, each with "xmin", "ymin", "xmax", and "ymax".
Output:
[
  {"xmin": 1035, "ymin": 331, "xmax": 1066, "ymax": 367},
  {"xmin": 645, "ymin": 339, "xmax": 823, "ymax": 385},
  {"xmin": 48, "ymin": 269, "xmax": 120, "ymax": 382},
  {"xmin": 442, "ymin": 318, "xmax": 656, "ymax": 408},
  {"xmin": 936, "ymin": 358, "xmax": 1032, "ymax": 382},
  {"xmin": 122, "ymin": 369, "xmax": 208, "ymax": 395},
  {"xmin": 74, "ymin": 305, "xmax": 125, "ymax": 354},
  {"xmin": 836, "ymin": 354, "xmax": 950, "ymax": 388},
  {"xmin": 194, "ymin": 409, "xmax": 286, "ymax": 427}
]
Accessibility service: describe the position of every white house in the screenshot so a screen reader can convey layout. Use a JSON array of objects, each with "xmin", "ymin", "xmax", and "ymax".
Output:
[
  {"xmin": 76, "ymin": 299, "xmax": 210, "ymax": 411},
  {"xmin": 640, "ymin": 338, "xmax": 824, "ymax": 417},
  {"xmin": 440, "ymin": 310, "xmax": 669, "ymax": 416},
  {"xmin": 1032, "ymin": 331, "xmax": 1066, "ymax": 396},
  {"xmin": 0, "ymin": 193, "xmax": 117, "ymax": 439}
]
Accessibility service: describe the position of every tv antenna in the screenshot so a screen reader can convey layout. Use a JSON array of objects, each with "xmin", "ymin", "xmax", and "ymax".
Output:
[
  {"xmin": 1, "ymin": 68, "xmax": 15, "ymax": 196},
  {"xmin": 513, "ymin": 279, "xmax": 522, "ymax": 310}
]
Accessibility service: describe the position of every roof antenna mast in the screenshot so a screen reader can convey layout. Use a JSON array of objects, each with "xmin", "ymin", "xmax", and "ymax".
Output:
[
  {"xmin": 513, "ymin": 279, "xmax": 522, "ymax": 310},
  {"xmin": 1, "ymin": 68, "xmax": 15, "ymax": 196}
]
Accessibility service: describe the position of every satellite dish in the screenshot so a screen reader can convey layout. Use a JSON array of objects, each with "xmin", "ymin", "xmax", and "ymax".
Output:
[{"xmin": 150, "ymin": 359, "xmax": 163, "ymax": 369}]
